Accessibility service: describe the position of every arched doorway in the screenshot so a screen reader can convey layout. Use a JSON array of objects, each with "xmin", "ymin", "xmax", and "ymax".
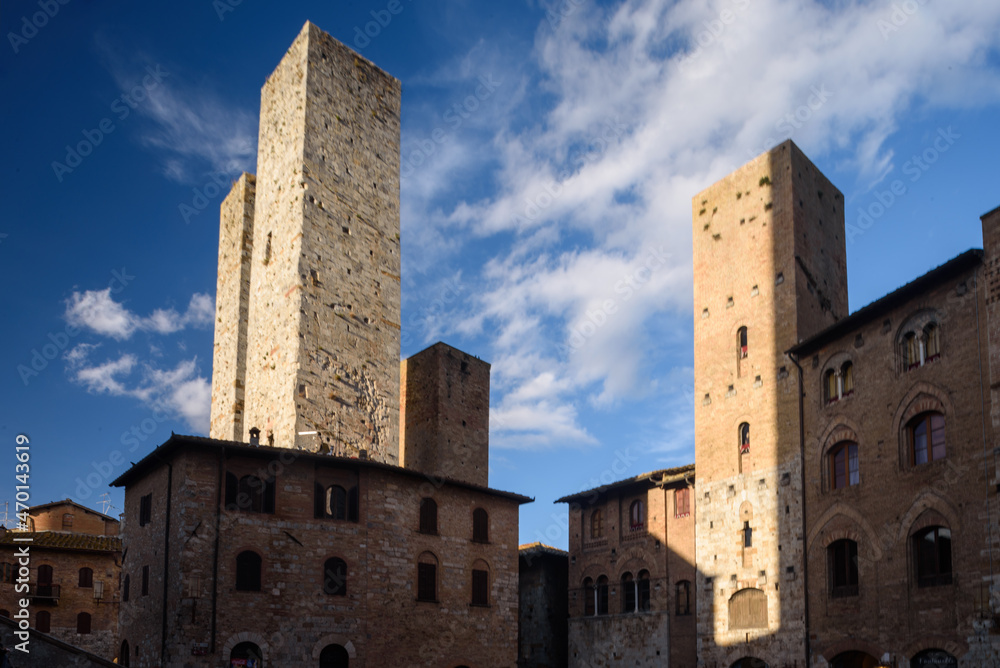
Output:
[
  {"xmin": 912, "ymin": 649, "xmax": 958, "ymax": 668},
  {"xmin": 231, "ymin": 641, "xmax": 263, "ymax": 668},
  {"xmin": 831, "ymin": 651, "xmax": 879, "ymax": 668},
  {"xmin": 730, "ymin": 659, "xmax": 770, "ymax": 668},
  {"xmin": 319, "ymin": 644, "xmax": 349, "ymax": 668}
]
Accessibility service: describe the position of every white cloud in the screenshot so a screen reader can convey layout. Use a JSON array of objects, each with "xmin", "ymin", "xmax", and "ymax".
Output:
[
  {"xmin": 69, "ymin": 354, "xmax": 210, "ymax": 433},
  {"xmin": 404, "ymin": 0, "xmax": 1000, "ymax": 449},
  {"xmin": 65, "ymin": 289, "xmax": 214, "ymax": 340}
]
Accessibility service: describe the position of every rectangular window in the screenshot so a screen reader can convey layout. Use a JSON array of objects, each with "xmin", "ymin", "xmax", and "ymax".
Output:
[
  {"xmin": 471, "ymin": 569, "xmax": 489, "ymax": 606},
  {"xmin": 674, "ymin": 488, "xmax": 691, "ymax": 518},
  {"xmin": 417, "ymin": 563, "xmax": 436, "ymax": 602},
  {"xmin": 139, "ymin": 494, "xmax": 152, "ymax": 527},
  {"xmin": 141, "ymin": 565, "xmax": 149, "ymax": 596}
]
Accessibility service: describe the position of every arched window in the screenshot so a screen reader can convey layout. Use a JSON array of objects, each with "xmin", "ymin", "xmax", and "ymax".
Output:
[
  {"xmin": 0, "ymin": 562, "xmax": 13, "ymax": 584},
  {"xmin": 914, "ymin": 526, "xmax": 952, "ymax": 587},
  {"xmin": 79, "ymin": 567, "xmax": 93, "ymax": 588},
  {"xmin": 728, "ymin": 588, "xmax": 767, "ymax": 630},
  {"xmin": 77, "ymin": 612, "xmax": 92, "ymax": 634},
  {"xmin": 743, "ymin": 522, "xmax": 753, "ymax": 548},
  {"xmin": 583, "ymin": 577, "xmax": 595, "ymax": 616},
  {"xmin": 419, "ymin": 498, "xmax": 438, "ymax": 535},
  {"xmin": 226, "ymin": 472, "xmax": 275, "ymax": 514},
  {"xmin": 590, "ymin": 509, "xmax": 603, "ymax": 539},
  {"xmin": 319, "ymin": 644, "xmax": 350, "ymax": 668},
  {"xmin": 122, "ymin": 574, "xmax": 130, "ymax": 602},
  {"xmin": 323, "ymin": 557, "xmax": 347, "ymax": 596},
  {"xmin": 738, "ymin": 327, "xmax": 749, "ymax": 358},
  {"xmin": 824, "ymin": 369, "xmax": 838, "ymax": 404},
  {"xmin": 739, "ymin": 423, "xmax": 750, "ymax": 453},
  {"xmin": 235, "ymin": 551, "xmax": 262, "ymax": 592},
  {"xmin": 629, "ymin": 500, "xmax": 645, "ymax": 531},
  {"xmin": 231, "ymin": 642, "xmax": 262, "ymax": 666},
  {"xmin": 471, "ymin": 561, "xmax": 489, "ymax": 606},
  {"xmin": 119, "ymin": 640, "xmax": 130, "ymax": 667},
  {"xmin": 828, "ymin": 539, "xmax": 859, "ymax": 598},
  {"xmin": 621, "ymin": 572, "xmax": 636, "ymax": 613},
  {"xmin": 417, "ymin": 553, "xmax": 438, "ymax": 602},
  {"xmin": 36, "ymin": 610, "xmax": 50, "ymax": 633},
  {"xmin": 472, "ymin": 508, "xmax": 489, "ymax": 543},
  {"xmin": 637, "ymin": 570, "xmax": 650, "ymax": 611},
  {"xmin": 841, "ymin": 361, "xmax": 854, "ymax": 396},
  {"xmin": 911, "ymin": 649, "xmax": 957, "ymax": 668},
  {"xmin": 910, "ymin": 412, "xmax": 946, "ymax": 465},
  {"xmin": 596, "ymin": 575, "xmax": 609, "ymax": 615},
  {"xmin": 903, "ymin": 332, "xmax": 919, "ymax": 370},
  {"xmin": 925, "ymin": 323, "xmax": 941, "ymax": 361},
  {"xmin": 829, "ymin": 442, "xmax": 859, "ymax": 489},
  {"xmin": 676, "ymin": 580, "xmax": 692, "ymax": 615},
  {"xmin": 314, "ymin": 483, "xmax": 359, "ymax": 522}
]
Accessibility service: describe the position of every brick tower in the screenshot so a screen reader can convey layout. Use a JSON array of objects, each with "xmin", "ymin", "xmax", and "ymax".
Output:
[
  {"xmin": 691, "ymin": 141, "xmax": 847, "ymax": 666},
  {"xmin": 210, "ymin": 22, "xmax": 402, "ymax": 463}
]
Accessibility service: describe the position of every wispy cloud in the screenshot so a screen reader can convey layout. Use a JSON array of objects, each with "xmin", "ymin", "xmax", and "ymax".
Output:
[
  {"xmin": 65, "ymin": 348, "xmax": 210, "ymax": 433},
  {"xmin": 65, "ymin": 289, "xmax": 213, "ymax": 340},
  {"xmin": 403, "ymin": 0, "xmax": 1000, "ymax": 449}
]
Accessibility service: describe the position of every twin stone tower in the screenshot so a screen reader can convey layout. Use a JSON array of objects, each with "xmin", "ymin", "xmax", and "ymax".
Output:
[{"xmin": 209, "ymin": 22, "xmax": 487, "ymax": 486}]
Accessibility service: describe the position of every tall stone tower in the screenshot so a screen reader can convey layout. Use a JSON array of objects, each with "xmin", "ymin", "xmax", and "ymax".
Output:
[
  {"xmin": 210, "ymin": 22, "xmax": 401, "ymax": 463},
  {"xmin": 691, "ymin": 141, "xmax": 846, "ymax": 666}
]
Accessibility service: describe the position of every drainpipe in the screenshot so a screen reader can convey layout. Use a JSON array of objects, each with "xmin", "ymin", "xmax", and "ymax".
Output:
[
  {"xmin": 210, "ymin": 446, "xmax": 224, "ymax": 653},
  {"xmin": 151, "ymin": 451, "xmax": 173, "ymax": 665},
  {"xmin": 974, "ymin": 270, "xmax": 997, "ymax": 602},
  {"xmin": 788, "ymin": 352, "xmax": 811, "ymax": 668}
]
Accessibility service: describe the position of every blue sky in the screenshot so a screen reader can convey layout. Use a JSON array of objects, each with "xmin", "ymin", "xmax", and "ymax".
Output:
[{"xmin": 2, "ymin": 0, "xmax": 999, "ymax": 548}]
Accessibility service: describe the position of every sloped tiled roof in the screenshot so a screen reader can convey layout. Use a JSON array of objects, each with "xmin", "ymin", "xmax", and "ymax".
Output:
[
  {"xmin": 26, "ymin": 498, "xmax": 119, "ymax": 523},
  {"xmin": 0, "ymin": 531, "xmax": 121, "ymax": 553}
]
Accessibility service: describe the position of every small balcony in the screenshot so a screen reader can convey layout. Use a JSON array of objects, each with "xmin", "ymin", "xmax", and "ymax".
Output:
[{"xmin": 28, "ymin": 584, "xmax": 60, "ymax": 604}]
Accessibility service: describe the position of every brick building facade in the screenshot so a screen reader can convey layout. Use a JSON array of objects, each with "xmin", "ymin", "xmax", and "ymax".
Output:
[
  {"xmin": 556, "ymin": 466, "xmax": 696, "ymax": 668},
  {"xmin": 0, "ymin": 500, "xmax": 121, "ymax": 661},
  {"xmin": 519, "ymin": 543, "xmax": 569, "ymax": 668}
]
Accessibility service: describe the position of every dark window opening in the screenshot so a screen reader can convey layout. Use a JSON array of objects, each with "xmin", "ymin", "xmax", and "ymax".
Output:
[
  {"xmin": 739, "ymin": 423, "xmax": 751, "ymax": 454},
  {"xmin": 141, "ymin": 565, "xmax": 149, "ymax": 596},
  {"xmin": 139, "ymin": 494, "xmax": 152, "ymax": 527},
  {"xmin": 472, "ymin": 508, "xmax": 489, "ymax": 543},
  {"xmin": 910, "ymin": 412, "xmax": 946, "ymax": 465},
  {"xmin": 471, "ymin": 569, "xmax": 489, "ymax": 606},
  {"xmin": 676, "ymin": 580, "xmax": 692, "ymax": 615},
  {"xmin": 235, "ymin": 551, "xmax": 262, "ymax": 592},
  {"xmin": 828, "ymin": 539, "xmax": 859, "ymax": 598},
  {"xmin": 419, "ymin": 498, "xmax": 438, "ymax": 535},
  {"xmin": 79, "ymin": 567, "xmax": 93, "ymax": 588},
  {"xmin": 914, "ymin": 526, "xmax": 952, "ymax": 587},
  {"xmin": 77, "ymin": 612, "xmax": 91, "ymax": 634},
  {"xmin": 35, "ymin": 611, "xmax": 50, "ymax": 633},
  {"xmin": 638, "ymin": 570, "xmax": 651, "ymax": 611},
  {"xmin": 417, "ymin": 561, "xmax": 437, "ymax": 602},
  {"xmin": 830, "ymin": 442, "xmax": 860, "ymax": 489},
  {"xmin": 621, "ymin": 573, "xmax": 636, "ymax": 613},
  {"xmin": 596, "ymin": 576, "xmax": 609, "ymax": 615}
]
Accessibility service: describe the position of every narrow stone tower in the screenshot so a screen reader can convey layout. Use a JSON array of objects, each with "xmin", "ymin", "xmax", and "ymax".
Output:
[
  {"xmin": 691, "ymin": 141, "xmax": 847, "ymax": 666},
  {"xmin": 210, "ymin": 22, "xmax": 402, "ymax": 463}
]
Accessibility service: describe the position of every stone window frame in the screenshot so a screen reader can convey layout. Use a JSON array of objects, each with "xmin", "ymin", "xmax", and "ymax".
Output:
[
  {"xmin": 820, "ymin": 351, "xmax": 855, "ymax": 407},
  {"xmin": 896, "ymin": 309, "xmax": 944, "ymax": 374},
  {"xmin": 829, "ymin": 441, "xmax": 860, "ymax": 490}
]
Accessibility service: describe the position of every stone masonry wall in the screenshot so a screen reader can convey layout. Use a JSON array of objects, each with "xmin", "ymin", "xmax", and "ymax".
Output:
[
  {"xmin": 210, "ymin": 172, "xmax": 255, "ymax": 442},
  {"xmin": 242, "ymin": 22, "xmax": 402, "ymax": 462},
  {"xmin": 400, "ymin": 342, "xmax": 491, "ymax": 487},
  {"xmin": 692, "ymin": 141, "xmax": 846, "ymax": 668}
]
